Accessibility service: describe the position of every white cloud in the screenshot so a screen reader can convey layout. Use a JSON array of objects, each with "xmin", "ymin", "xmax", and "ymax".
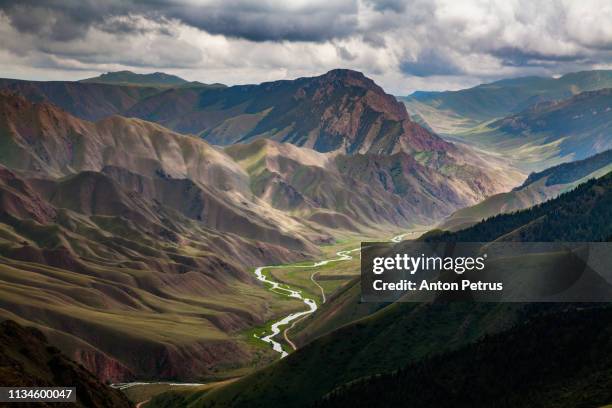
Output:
[{"xmin": 0, "ymin": 0, "xmax": 611, "ymax": 94}]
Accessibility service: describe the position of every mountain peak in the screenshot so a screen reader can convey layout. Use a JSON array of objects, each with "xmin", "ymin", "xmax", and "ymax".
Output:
[{"xmin": 316, "ymin": 68, "xmax": 376, "ymax": 89}]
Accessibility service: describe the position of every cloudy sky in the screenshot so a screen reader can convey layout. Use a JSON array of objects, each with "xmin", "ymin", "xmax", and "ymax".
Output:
[{"xmin": 0, "ymin": 0, "xmax": 611, "ymax": 95}]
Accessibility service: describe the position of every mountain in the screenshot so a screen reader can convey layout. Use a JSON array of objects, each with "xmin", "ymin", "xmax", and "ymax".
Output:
[
  {"xmin": 0, "ymin": 320, "xmax": 133, "ymax": 407},
  {"xmin": 80, "ymin": 70, "xmax": 188, "ymax": 87},
  {"xmin": 315, "ymin": 307, "xmax": 612, "ymax": 408},
  {"xmin": 401, "ymin": 70, "xmax": 612, "ymax": 134},
  {"xmin": 123, "ymin": 69, "xmax": 523, "ymax": 204},
  {"xmin": 427, "ymin": 170, "xmax": 612, "ymax": 242},
  {"xmin": 224, "ymin": 139, "xmax": 500, "ymax": 228},
  {"xmin": 439, "ymin": 149, "xmax": 612, "ymax": 231},
  {"xmin": 0, "ymin": 91, "xmax": 339, "ymax": 382},
  {"xmin": 0, "ymin": 70, "xmax": 523, "ymax": 205},
  {"xmin": 0, "ymin": 78, "xmax": 161, "ymax": 121},
  {"xmin": 126, "ymin": 69, "xmax": 446, "ymax": 153}
]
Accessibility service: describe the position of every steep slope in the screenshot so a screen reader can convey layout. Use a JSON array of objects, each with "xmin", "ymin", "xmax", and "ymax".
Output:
[
  {"xmin": 0, "ymin": 320, "xmax": 133, "ymax": 408},
  {"xmin": 127, "ymin": 69, "xmax": 449, "ymax": 154},
  {"xmin": 440, "ymin": 149, "xmax": 612, "ymax": 230},
  {"xmin": 401, "ymin": 70, "xmax": 612, "ymax": 133},
  {"xmin": 224, "ymin": 139, "xmax": 490, "ymax": 228},
  {"xmin": 80, "ymin": 71, "xmax": 188, "ymax": 87},
  {"xmin": 316, "ymin": 307, "xmax": 612, "ymax": 408},
  {"xmin": 427, "ymin": 171, "xmax": 612, "ymax": 242}
]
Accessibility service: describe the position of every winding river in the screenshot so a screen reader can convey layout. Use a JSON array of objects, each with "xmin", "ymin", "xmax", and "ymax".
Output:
[
  {"xmin": 254, "ymin": 232, "xmax": 410, "ymax": 358},
  {"xmin": 113, "ymin": 232, "xmax": 412, "ymax": 391}
]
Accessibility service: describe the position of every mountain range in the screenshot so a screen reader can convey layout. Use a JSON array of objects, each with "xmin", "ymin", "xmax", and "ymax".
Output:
[
  {"xmin": 0, "ymin": 69, "xmax": 520, "ymax": 384},
  {"xmin": 1, "ymin": 66, "xmax": 612, "ymax": 406},
  {"xmin": 401, "ymin": 70, "xmax": 612, "ymax": 133}
]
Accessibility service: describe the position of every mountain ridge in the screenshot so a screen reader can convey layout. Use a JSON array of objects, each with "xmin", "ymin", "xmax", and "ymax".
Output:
[{"xmin": 80, "ymin": 70, "xmax": 189, "ymax": 87}]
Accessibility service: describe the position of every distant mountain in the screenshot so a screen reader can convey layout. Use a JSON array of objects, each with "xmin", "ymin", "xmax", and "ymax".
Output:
[
  {"xmin": 401, "ymin": 70, "xmax": 612, "ymax": 133},
  {"xmin": 80, "ymin": 70, "xmax": 188, "ymax": 87},
  {"xmin": 0, "ymin": 78, "xmax": 160, "ymax": 121},
  {"xmin": 126, "ymin": 69, "xmax": 450, "ymax": 154},
  {"xmin": 427, "ymin": 170, "xmax": 612, "ymax": 242},
  {"xmin": 489, "ymin": 88, "xmax": 612, "ymax": 166},
  {"xmin": 439, "ymin": 149, "xmax": 612, "ymax": 231},
  {"xmin": 0, "ymin": 320, "xmax": 133, "ymax": 407}
]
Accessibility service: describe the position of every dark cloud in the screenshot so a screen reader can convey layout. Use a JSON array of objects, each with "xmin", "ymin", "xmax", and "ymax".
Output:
[
  {"xmin": 0, "ymin": 0, "xmax": 359, "ymax": 43},
  {"xmin": 400, "ymin": 49, "xmax": 463, "ymax": 77},
  {"xmin": 492, "ymin": 47, "xmax": 590, "ymax": 67},
  {"xmin": 364, "ymin": 0, "xmax": 407, "ymax": 13},
  {"xmin": 0, "ymin": 0, "xmax": 611, "ymax": 93}
]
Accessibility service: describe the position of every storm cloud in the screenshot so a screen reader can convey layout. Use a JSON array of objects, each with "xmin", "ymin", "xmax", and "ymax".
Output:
[{"xmin": 0, "ymin": 0, "xmax": 611, "ymax": 94}]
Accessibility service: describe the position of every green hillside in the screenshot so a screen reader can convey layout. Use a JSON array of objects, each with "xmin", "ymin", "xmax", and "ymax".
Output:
[
  {"xmin": 401, "ymin": 70, "xmax": 612, "ymax": 131},
  {"xmin": 439, "ymin": 149, "xmax": 612, "ymax": 230},
  {"xmin": 316, "ymin": 307, "xmax": 612, "ymax": 408},
  {"xmin": 428, "ymin": 170, "xmax": 612, "ymax": 242}
]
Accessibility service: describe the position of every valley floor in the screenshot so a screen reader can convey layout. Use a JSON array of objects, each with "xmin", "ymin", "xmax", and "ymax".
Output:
[{"xmin": 121, "ymin": 228, "xmax": 430, "ymax": 405}]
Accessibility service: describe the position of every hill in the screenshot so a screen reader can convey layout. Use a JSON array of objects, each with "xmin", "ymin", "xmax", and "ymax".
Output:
[
  {"xmin": 316, "ymin": 307, "xmax": 612, "ymax": 408},
  {"xmin": 0, "ymin": 78, "xmax": 161, "ymax": 121},
  {"xmin": 80, "ymin": 71, "xmax": 188, "ymax": 87},
  {"xmin": 427, "ymin": 170, "xmax": 612, "ymax": 242},
  {"xmin": 439, "ymin": 149, "xmax": 612, "ymax": 230},
  {"xmin": 0, "ymin": 320, "xmax": 133, "ymax": 407},
  {"xmin": 224, "ymin": 139, "xmax": 499, "ymax": 228}
]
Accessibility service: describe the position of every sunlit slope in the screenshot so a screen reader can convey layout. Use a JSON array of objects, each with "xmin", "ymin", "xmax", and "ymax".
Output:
[
  {"xmin": 438, "ymin": 88, "xmax": 612, "ymax": 173},
  {"xmin": 225, "ymin": 139, "xmax": 503, "ymax": 228}
]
